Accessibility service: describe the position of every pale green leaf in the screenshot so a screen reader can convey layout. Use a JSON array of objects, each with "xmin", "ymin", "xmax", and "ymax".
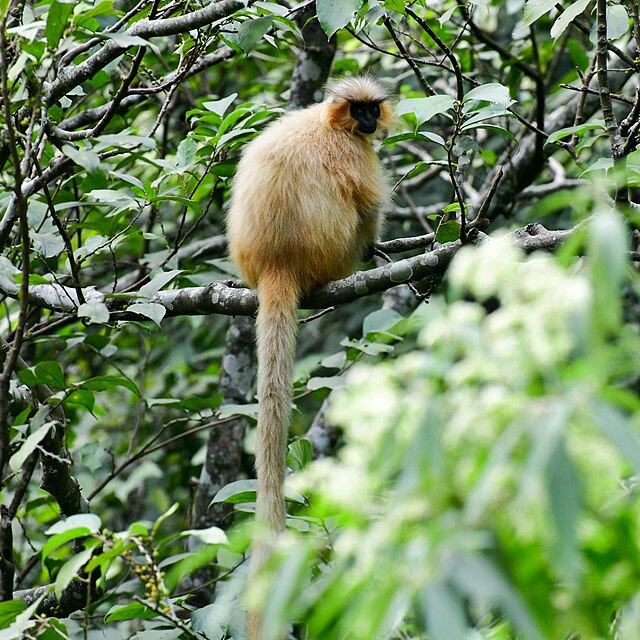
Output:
[
  {"xmin": 550, "ymin": 0, "xmax": 591, "ymax": 39},
  {"xmin": 127, "ymin": 302, "xmax": 166, "ymax": 325},
  {"xmin": 202, "ymin": 94, "xmax": 238, "ymax": 117},
  {"xmin": 396, "ymin": 95, "xmax": 456, "ymax": 126},
  {"xmin": 54, "ymin": 548, "xmax": 94, "ymax": 600},
  {"xmin": 138, "ymin": 270, "xmax": 182, "ymax": 299},
  {"xmin": 316, "ymin": 0, "xmax": 360, "ymax": 36},
  {"xmin": 46, "ymin": 514, "xmax": 102, "ymax": 535},
  {"xmin": 9, "ymin": 422, "xmax": 55, "ymax": 473},
  {"xmin": 77, "ymin": 302, "xmax": 110, "ymax": 324},
  {"xmin": 45, "ymin": 0, "xmax": 74, "ymax": 48},
  {"xmin": 287, "ymin": 439, "xmax": 313, "ymax": 472},
  {"xmin": 306, "ymin": 376, "xmax": 344, "ymax": 391},
  {"xmin": 182, "ymin": 526, "xmax": 228, "ymax": 545},
  {"xmin": 362, "ymin": 308, "xmax": 403, "ymax": 337}
]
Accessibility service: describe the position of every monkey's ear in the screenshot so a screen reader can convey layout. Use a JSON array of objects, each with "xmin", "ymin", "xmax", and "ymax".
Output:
[{"xmin": 326, "ymin": 102, "xmax": 357, "ymax": 133}]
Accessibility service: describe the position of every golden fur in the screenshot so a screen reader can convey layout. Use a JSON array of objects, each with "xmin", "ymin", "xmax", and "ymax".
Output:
[{"xmin": 226, "ymin": 76, "xmax": 392, "ymax": 640}]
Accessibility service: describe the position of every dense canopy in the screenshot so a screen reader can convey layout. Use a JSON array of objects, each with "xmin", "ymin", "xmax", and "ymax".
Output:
[{"xmin": 1, "ymin": 1, "xmax": 640, "ymax": 638}]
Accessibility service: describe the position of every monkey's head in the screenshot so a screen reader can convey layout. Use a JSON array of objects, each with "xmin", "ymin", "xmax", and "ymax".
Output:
[{"xmin": 325, "ymin": 75, "xmax": 394, "ymax": 137}]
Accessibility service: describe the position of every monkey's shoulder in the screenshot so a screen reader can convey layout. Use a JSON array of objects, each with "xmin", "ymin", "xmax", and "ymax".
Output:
[{"xmin": 245, "ymin": 106, "xmax": 368, "ymax": 158}]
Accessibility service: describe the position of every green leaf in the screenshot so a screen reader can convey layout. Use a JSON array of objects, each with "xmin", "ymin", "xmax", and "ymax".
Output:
[
  {"xmin": 396, "ymin": 95, "xmax": 456, "ymax": 126},
  {"xmin": 103, "ymin": 33, "xmax": 151, "ymax": 48},
  {"xmin": 0, "ymin": 600, "xmax": 27, "ymax": 630},
  {"xmin": 18, "ymin": 361, "xmax": 65, "ymax": 389},
  {"xmin": 316, "ymin": 0, "xmax": 361, "ymax": 36},
  {"xmin": 138, "ymin": 270, "xmax": 182, "ymax": 298},
  {"xmin": 176, "ymin": 138, "xmax": 197, "ymax": 170},
  {"xmin": 362, "ymin": 308, "xmax": 403, "ymax": 338},
  {"xmin": 180, "ymin": 394, "xmax": 223, "ymax": 412},
  {"xmin": 423, "ymin": 581, "xmax": 467, "ymax": 640},
  {"xmin": 227, "ymin": 16, "xmax": 273, "ymax": 53},
  {"xmin": 85, "ymin": 542, "xmax": 135, "ymax": 574},
  {"xmin": 0, "ymin": 593, "xmax": 45, "ymax": 638},
  {"xmin": 211, "ymin": 479, "xmax": 257, "ymax": 505},
  {"xmin": 546, "ymin": 440, "xmax": 581, "ymax": 578},
  {"xmin": 217, "ymin": 108, "xmax": 251, "ymax": 137},
  {"xmin": 201, "ymin": 94, "xmax": 237, "ymax": 117},
  {"xmin": 129, "ymin": 522, "xmax": 150, "ymax": 537},
  {"xmin": 151, "ymin": 503, "xmax": 179, "ymax": 537},
  {"xmin": 589, "ymin": 212, "xmax": 628, "ymax": 333},
  {"xmin": 461, "ymin": 124, "xmax": 518, "ymax": 143},
  {"xmin": 383, "ymin": 131, "xmax": 447, "ymax": 148},
  {"xmin": 182, "ymin": 526, "xmax": 228, "ymax": 545},
  {"xmin": 306, "ymin": 376, "xmax": 344, "ymax": 391},
  {"xmin": 79, "ymin": 375, "xmax": 139, "ymax": 396},
  {"xmin": 262, "ymin": 546, "xmax": 314, "ymax": 639},
  {"xmin": 32, "ymin": 231, "xmax": 65, "ymax": 258},
  {"xmin": 164, "ymin": 546, "xmax": 218, "ymax": 593},
  {"xmin": 128, "ymin": 303, "xmax": 166, "ymax": 324},
  {"xmin": 62, "ymin": 145, "xmax": 101, "ymax": 173},
  {"xmin": 580, "ymin": 157, "xmax": 614, "ymax": 175},
  {"xmin": 382, "ymin": 0, "xmax": 405, "ymax": 11},
  {"xmin": 321, "ymin": 352, "xmax": 346, "ymax": 369},
  {"xmin": 54, "ymin": 547, "xmax": 94, "ymax": 600},
  {"xmin": 151, "ymin": 195, "xmax": 202, "ymax": 214},
  {"xmin": 449, "ymin": 553, "xmax": 543, "ymax": 640},
  {"xmin": 550, "ymin": 0, "xmax": 591, "ymax": 40},
  {"xmin": 42, "ymin": 527, "xmax": 94, "ymax": 561},
  {"xmin": 9, "ymin": 422, "xmax": 55, "ymax": 473},
  {"xmin": 607, "ymin": 4, "xmax": 629, "ymax": 40},
  {"xmin": 287, "ymin": 439, "xmax": 313, "ymax": 472},
  {"xmin": 546, "ymin": 121, "xmax": 605, "ymax": 145},
  {"xmin": 463, "ymin": 83, "xmax": 512, "ymax": 107},
  {"xmin": 436, "ymin": 220, "xmax": 461, "ymax": 243},
  {"xmin": 77, "ymin": 302, "xmax": 110, "ymax": 324},
  {"xmin": 87, "ymin": 189, "xmax": 139, "ymax": 210},
  {"xmin": 340, "ymin": 337, "xmax": 395, "ymax": 356},
  {"xmin": 46, "ymin": 0, "xmax": 74, "ymax": 48},
  {"xmin": 210, "ymin": 480, "xmax": 304, "ymax": 508},
  {"xmin": 210, "ymin": 160, "xmax": 238, "ymax": 177},
  {"xmin": 593, "ymin": 402, "xmax": 640, "ymax": 473},
  {"xmin": 46, "ymin": 514, "xmax": 101, "ymax": 536},
  {"xmin": 514, "ymin": 0, "xmax": 556, "ymax": 37},
  {"xmin": 104, "ymin": 601, "xmax": 159, "ymax": 623},
  {"xmin": 92, "ymin": 134, "xmax": 156, "ymax": 152},
  {"xmin": 462, "ymin": 103, "xmax": 512, "ymax": 127},
  {"xmin": 190, "ymin": 602, "xmax": 227, "ymax": 639},
  {"xmin": 218, "ymin": 403, "xmax": 259, "ymax": 420}
]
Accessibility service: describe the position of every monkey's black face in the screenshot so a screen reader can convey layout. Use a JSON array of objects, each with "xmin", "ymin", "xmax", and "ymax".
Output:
[{"xmin": 350, "ymin": 101, "xmax": 381, "ymax": 134}]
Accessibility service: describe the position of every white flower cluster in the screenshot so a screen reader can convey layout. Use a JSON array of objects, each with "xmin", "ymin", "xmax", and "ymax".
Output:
[{"xmin": 296, "ymin": 237, "xmax": 595, "ymax": 523}]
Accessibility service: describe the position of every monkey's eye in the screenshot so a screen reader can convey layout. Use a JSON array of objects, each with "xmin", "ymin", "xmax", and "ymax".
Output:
[
  {"xmin": 371, "ymin": 103, "xmax": 381, "ymax": 118},
  {"xmin": 351, "ymin": 104, "xmax": 363, "ymax": 115}
]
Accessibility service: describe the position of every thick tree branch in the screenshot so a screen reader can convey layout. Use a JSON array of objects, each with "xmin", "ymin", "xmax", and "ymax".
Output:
[
  {"xmin": 0, "ymin": 242, "xmax": 460, "ymax": 318},
  {"xmin": 0, "ymin": 221, "xmax": 590, "ymax": 322}
]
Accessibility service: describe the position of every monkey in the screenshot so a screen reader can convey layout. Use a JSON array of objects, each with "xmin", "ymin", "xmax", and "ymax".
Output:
[{"xmin": 226, "ymin": 75, "xmax": 393, "ymax": 639}]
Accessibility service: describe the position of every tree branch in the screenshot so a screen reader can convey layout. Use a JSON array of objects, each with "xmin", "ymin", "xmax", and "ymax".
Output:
[
  {"xmin": 44, "ymin": 0, "xmax": 249, "ymax": 107},
  {"xmin": 0, "ymin": 220, "xmax": 591, "ymax": 323}
]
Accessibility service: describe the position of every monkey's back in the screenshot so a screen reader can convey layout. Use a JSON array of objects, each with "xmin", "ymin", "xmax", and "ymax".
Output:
[{"xmin": 227, "ymin": 104, "xmax": 388, "ymax": 293}]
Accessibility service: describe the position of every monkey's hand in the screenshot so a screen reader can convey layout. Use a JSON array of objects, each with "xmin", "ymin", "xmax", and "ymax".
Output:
[{"xmin": 223, "ymin": 279, "xmax": 249, "ymax": 289}]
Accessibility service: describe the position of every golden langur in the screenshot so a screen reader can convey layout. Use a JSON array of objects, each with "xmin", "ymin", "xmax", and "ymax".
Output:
[{"xmin": 226, "ymin": 75, "xmax": 393, "ymax": 639}]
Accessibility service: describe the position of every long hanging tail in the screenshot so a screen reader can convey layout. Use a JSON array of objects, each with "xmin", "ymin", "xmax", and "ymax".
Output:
[{"xmin": 248, "ymin": 269, "xmax": 299, "ymax": 640}]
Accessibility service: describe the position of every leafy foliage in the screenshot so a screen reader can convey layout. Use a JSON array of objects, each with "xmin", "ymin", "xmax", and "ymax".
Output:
[{"xmin": 1, "ymin": 0, "xmax": 640, "ymax": 638}]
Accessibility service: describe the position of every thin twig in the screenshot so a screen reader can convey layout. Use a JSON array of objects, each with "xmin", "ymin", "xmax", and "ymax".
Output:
[
  {"xmin": 596, "ymin": 0, "xmax": 628, "ymax": 204},
  {"xmin": 383, "ymin": 17, "xmax": 435, "ymax": 96}
]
